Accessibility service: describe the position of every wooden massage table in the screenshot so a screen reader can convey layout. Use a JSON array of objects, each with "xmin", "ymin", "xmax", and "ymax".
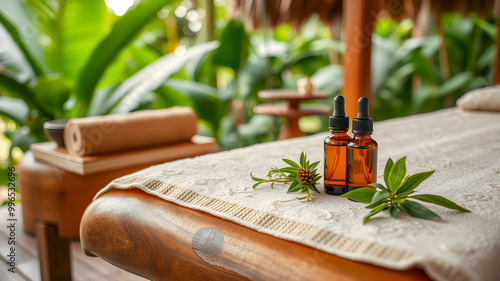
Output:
[{"xmin": 80, "ymin": 107, "xmax": 500, "ymax": 280}]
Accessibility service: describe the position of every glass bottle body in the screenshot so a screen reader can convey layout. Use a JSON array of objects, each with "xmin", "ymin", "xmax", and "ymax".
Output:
[
  {"xmin": 347, "ymin": 133, "xmax": 378, "ymax": 192},
  {"xmin": 324, "ymin": 130, "xmax": 351, "ymax": 195}
]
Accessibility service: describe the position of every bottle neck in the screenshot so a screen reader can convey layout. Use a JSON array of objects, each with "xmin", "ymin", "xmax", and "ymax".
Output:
[
  {"xmin": 330, "ymin": 129, "xmax": 348, "ymax": 136},
  {"xmin": 353, "ymin": 133, "xmax": 373, "ymax": 139}
]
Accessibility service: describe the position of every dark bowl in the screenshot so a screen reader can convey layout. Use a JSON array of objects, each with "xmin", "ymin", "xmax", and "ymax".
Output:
[{"xmin": 43, "ymin": 119, "xmax": 68, "ymax": 147}]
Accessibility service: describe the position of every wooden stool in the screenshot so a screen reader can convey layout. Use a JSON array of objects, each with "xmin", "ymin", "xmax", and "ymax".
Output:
[{"xmin": 18, "ymin": 136, "xmax": 218, "ymax": 281}]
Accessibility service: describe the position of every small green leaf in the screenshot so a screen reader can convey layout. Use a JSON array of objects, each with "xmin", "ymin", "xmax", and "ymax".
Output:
[
  {"xmin": 296, "ymin": 195, "xmax": 309, "ymax": 200},
  {"xmin": 250, "ymin": 172, "xmax": 264, "ymax": 181},
  {"xmin": 365, "ymin": 191, "xmax": 391, "ymax": 209},
  {"xmin": 394, "ymin": 198, "xmax": 406, "ymax": 204},
  {"xmin": 397, "ymin": 200, "xmax": 440, "ymax": 219},
  {"xmin": 282, "ymin": 158, "xmax": 300, "ymax": 168},
  {"xmin": 287, "ymin": 181, "xmax": 298, "ymax": 191},
  {"xmin": 252, "ymin": 182, "xmax": 262, "ymax": 189},
  {"xmin": 300, "ymin": 152, "xmax": 306, "ymax": 167},
  {"xmin": 396, "ymin": 171, "xmax": 435, "ymax": 195},
  {"xmin": 389, "ymin": 205, "xmax": 399, "ymax": 218},
  {"xmin": 363, "ymin": 205, "xmax": 385, "ymax": 224},
  {"xmin": 369, "ymin": 183, "xmax": 389, "ymax": 193},
  {"xmin": 384, "ymin": 158, "xmax": 394, "ymax": 187},
  {"xmin": 288, "ymin": 183, "xmax": 303, "ymax": 193},
  {"xmin": 387, "ymin": 157, "xmax": 406, "ymax": 192},
  {"xmin": 280, "ymin": 167, "xmax": 298, "ymax": 174},
  {"xmin": 410, "ymin": 194, "xmax": 470, "ymax": 212},
  {"xmin": 310, "ymin": 161, "xmax": 320, "ymax": 170},
  {"xmin": 310, "ymin": 184, "xmax": 320, "ymax": 194},
  {"xmin": 396, "ymin": 190, "xmax": 415, "ymax": 198},
  {"xmin": 365, "ymin": 200, "xmax": 386, "ymax": 210},
  {"xmin": 371, "ymin": 191, "xmax": 391, "ymax": 204},
  {"xmin": 341, "ymin": 188, "xmax": 376, "ymax": 204}
]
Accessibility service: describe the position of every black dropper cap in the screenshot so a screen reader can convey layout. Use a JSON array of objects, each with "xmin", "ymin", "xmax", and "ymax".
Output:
[
  {"xmin": 352, "ymin": 97, "xmax": 373, "ymax": 134},
  {"xmin": 329, "ymin": 95, "xmax": 349, "ymax": 130}
]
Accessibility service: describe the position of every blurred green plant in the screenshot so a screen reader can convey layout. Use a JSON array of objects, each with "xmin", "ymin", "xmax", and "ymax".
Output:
[
  {"xmin": 0, "ymin": 0, "xmax": 497, "ymax": 166},
  {"xmin": 0, "ymin": 0, "xmax": 220, "ymax": 164},
  {"xmin": 371, "ymin": 15, "xmax": 496, "ymax": 120}
]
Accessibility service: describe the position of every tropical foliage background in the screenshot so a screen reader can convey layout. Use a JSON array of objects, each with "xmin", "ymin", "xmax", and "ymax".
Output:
[{"xmin": 0, "ymin": 0, "xmax": 497, "ymax": 198}]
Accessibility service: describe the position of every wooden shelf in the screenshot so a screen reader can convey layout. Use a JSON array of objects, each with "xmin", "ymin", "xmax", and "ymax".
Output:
[
  {"xmin": 30, "ymin": 135, "xmax": 218, "ymax": 175},
  {"xmin": 253, "ymin": 104, "xmax": 331, "ymax": 118}
]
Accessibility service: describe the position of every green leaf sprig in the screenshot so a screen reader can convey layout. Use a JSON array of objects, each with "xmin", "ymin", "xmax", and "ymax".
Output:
[
  {"xmin": 341, "ymin": 156, "xmax": 471, "ymax": 224},
  {"xmin": 251, "ymin": 152, "xmax": 322, "ymax": 201}
]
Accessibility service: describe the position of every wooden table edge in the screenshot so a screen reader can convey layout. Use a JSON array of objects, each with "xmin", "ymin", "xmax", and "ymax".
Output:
[{"xmin": 80, "ymin": 188, "xmax": 432, "ymax": 281}]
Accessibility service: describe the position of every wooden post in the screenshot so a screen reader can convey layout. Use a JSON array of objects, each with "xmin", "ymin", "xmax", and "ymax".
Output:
[
  {"xmin": 205, "ymin": 0, "xmax": 217, "ymax": 87},
  {"xmin": 494, "ymin": 4, "xmax": 500, "ymax": 85},
  {"xmin": 342, "ymin": 0, "xmax": 376, "ymax": 119},
  {"xmin": 36, "ymin": 220, "xmax": 72, "ymax": 281}
]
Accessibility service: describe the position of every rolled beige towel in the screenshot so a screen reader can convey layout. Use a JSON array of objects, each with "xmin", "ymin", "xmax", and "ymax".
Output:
[
  {"xmin": 64, "ymin": 107, "xmax": 198, "ymax": 156},
  {"xmin": 457, "ymin": 85, "xmax": 500, "ymax": 112}
]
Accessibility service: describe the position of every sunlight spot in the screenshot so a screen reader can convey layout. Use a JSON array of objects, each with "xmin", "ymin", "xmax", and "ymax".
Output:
[
  {"xmin": 105, "ymin": 0, "xmax": 134, "ymax": 16},
  {"xmin": 175, "ymin": 6, "xmax": 188, "ymax": 18},
  {"xmin": 189, "ymin": 21, "xmax": 202, "ymax": 33},
  {"xmin": 186, "ymin": 10, "xmax": 199, "ymax": 21},
  {"xmin": 175, "ymin": 45, "xmax": 186, "ymax": 56}
]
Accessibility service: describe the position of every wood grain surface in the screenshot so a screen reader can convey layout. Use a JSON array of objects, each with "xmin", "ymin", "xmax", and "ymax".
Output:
[{"xmin": 81, "ymin": 189, "xmax": 432, "ymax": 281}]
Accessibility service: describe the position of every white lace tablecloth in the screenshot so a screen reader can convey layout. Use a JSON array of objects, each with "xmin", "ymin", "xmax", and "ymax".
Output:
[{"xmin": 96, "ymin": 108, "xmax": 500, "ymax": 281}]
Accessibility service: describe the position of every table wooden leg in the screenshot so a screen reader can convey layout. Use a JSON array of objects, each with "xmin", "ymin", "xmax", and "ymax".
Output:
[
  {"xmin": 279, "ymin": 116, "xmax": 303, "ymax": 139},
  {"xmin": 36, "ymin": 220, "xmax": 72, "ymax": 281},
  {"xmin": 278, "ymin": 99, "xmax": 304, "ymax": 139}
]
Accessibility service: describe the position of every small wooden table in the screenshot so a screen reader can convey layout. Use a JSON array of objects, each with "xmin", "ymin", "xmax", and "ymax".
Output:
[{"xmin": 254, "ymin": 89, "xmax": 330, "ymax": 139}]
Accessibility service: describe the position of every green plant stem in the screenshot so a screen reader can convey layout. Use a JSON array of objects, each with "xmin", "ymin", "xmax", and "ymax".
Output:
[{"xmin": 262, "ymin": 179, "xmax": 290, "ymax": 183}]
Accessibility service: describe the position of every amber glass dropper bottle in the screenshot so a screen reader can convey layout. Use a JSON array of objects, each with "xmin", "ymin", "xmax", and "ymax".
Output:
[
  {"xmin": 324, "ymin": 95, "xmax": 351, "ymax": 195},
  {"xmin": 347, "ymin": 97, "xmax": 378, "ymax": 192}
]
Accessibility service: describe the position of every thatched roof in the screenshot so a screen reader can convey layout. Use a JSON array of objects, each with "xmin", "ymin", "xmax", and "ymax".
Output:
[{"xmin": 229, "ymin": 0, "xmax": 496, "ymax": 30}]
